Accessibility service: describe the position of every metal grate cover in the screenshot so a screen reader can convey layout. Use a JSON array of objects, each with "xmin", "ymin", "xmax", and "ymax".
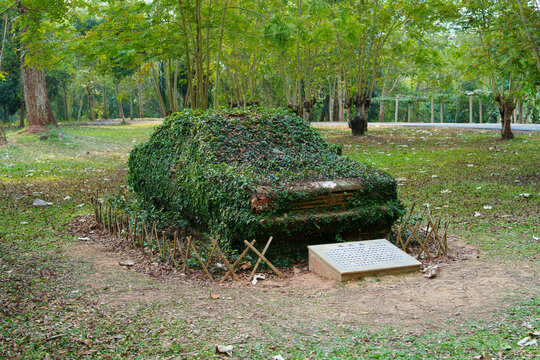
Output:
[{"xmin": 308, "ymin": 239, "xmax": 422, "ymax": 281}]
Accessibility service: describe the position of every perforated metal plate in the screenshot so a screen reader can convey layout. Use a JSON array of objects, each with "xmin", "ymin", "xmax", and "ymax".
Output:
[{"xmin": 308, "ymin": 239, "xmax": 421, "ymax": 281}]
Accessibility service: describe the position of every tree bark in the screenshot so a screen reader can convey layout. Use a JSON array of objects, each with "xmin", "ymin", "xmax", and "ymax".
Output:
[
  {"xmin": 63, "ymin": 85, "xmax": 69, "ymax": 121},
  {"xmin": 151, "ymin": 63, "xmax": 166, "ymax": 117},
  {"xmin": 479, "ymin": 98, "xmax": 482, "ymax": 123},
  {"xmin": 19, "ymin": 73, "xmax": 24, "ymax": 127},
  {"xmin": 129, "ymin": 81, "xmax": 134, "ymax": 121},
  {"xmin": 137, "ymin": 81, "xmax": 143, "ymax": 118},
  {"xmin": 337, "ymin": 78, "xmax": 344, "ymax": 122},
  {"xmin": 86, "ymin": 85, "xmax": 95, "ymax": 122},
  {"xmin": 348, "ymin": 95, "xmax": 369, "ymax": 136},
  {"xmin": 102, "ymin": 83, "xmax": 108, "ymax": 120},
  {"xmin": 430, "ymin": 98, "xmax": 434, "ymax": 123},
  {"xmin": 76, "ymin": 92, "xmax": 84, "ymax": 123},
  {"xmin": 18, "ymin": 4, "xmax": 56, "ymax": 133},
  {"xmin": 115, "ymin": 81, "xmax": 126, "ymax": 124},
  {"xmin": 21, "ymin": 63, "xmax": 57, "ymax": 133},
  {"xmin": 379, "ymin": 103, "xmax": 386, "ymax": 122},
  {"xmin": 495, "ymin": 95, "xmax": 515, "ymax": 139}
]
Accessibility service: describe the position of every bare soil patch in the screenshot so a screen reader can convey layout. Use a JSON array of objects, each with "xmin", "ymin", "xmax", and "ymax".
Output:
[{"xmin": 68, "ymin": 215, "xmax": 534, "ymax": 333}]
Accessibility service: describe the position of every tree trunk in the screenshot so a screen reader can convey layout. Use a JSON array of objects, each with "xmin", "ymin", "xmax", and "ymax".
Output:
[
  {"xmin": 76, "ymin": 92, "xmax": 84, "ymax": 123},
  {"xmin": 86, "ymin": 85, "xmax": 95, "ymax": 122},
  {"xmin": 63, "ymin": 85, "xmax": 69, "ymax": 121},
  {"xmin": 21, "ymin": 63, "xmax": 57, "ymax": 133},
  {"xmin": 479, "ymin": 98, "xmax": 482, "ymax": 123},
  {"xmin": 129, "ymin": 81, "xmax": 134, "ymax": 121},
  {"xmin": 430, "ymin": 98, "xmax": 434, "ymax": 123},
  {"xmin": 379, "ymin": 103, "xmax": 386, "ymax": 122},
  {"xmin": 395, "ymin": 96, "xmax": 399, "ymax": 122},
  {"xmin": 328, "ymin": 79, "xmax": 334, "ymax": 121},
  {"xmin": 152, "ymin": 63, "xmax": 166, "ymax": 117},
  {"xmin": 495, "ymin": 95, "xmax": 515, "ymax": 139},
  {"xmin": 337, "ymin": 78, "xmax": 344, "ymax": 122},
  {"xmin": 349, "ymin": 95, "xmax": 370, "ymax": 136},
  {"xmin": 102, "ymin": 83, "xmax": 108, "ymax": 120},
  {"xmin": 115, "ymin": 81, "xmax": 126, "ymax": 124},
  {"xmin": 0, "ymin": 123, "xmax": 6, "ymax": 145},
  {"xmin": 19, "ymin": 75, "xmax": 24, "ymax": 127},
  {"xmin": 138, "ymin": 81, "xmax": 143, "ymax": 118}
]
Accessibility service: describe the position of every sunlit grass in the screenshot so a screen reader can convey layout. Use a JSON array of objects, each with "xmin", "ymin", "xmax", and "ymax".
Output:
[{"xmin": 0, "ymin": 123, "xmax": 538, "ymax": 359}]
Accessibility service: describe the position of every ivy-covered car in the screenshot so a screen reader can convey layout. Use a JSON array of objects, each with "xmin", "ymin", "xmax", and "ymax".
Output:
[{"xmin": 128, "ymin": 108, "xmax": 404, "ymax": 250}]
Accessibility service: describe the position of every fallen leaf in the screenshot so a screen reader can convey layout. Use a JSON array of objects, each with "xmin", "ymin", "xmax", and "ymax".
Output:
[
  {"xmin": 472, "ymin": 353, "xmax": 492, "ymax": 360},
  {"xmin": 252, "ymin": 274, "xmax": 265, "ymax": 285},
  {"xmin": 210, "ymin": 293, "xmax": 220, "ymax": 300},
  {"xmin": 517, "ymin": 337, "xmax": 534, "ymax": 347},
  {"xmin": 216, "ymin": 344, "xmax": 233, "ymax": 356},
  {"xmin": 118, "ymin": 260, "xmax": 135, "ymax": 267},
  {"xmin": 240, "ymin": 262, "xmax": 252, "ymax": 270},
  {"xmin": 421, "ymin": 265, "xmax": 441, "ymax": 279}
]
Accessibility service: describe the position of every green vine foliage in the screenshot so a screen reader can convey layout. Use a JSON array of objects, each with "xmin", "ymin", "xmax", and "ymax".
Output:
[{"xmin": 128, "ymin": 108, "xmax": 404, "ymax": 255}]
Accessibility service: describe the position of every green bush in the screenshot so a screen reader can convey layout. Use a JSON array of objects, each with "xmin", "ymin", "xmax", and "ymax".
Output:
[{"xmin": 128, "ymin": 108, "xmax": 404, "ymax": 251}]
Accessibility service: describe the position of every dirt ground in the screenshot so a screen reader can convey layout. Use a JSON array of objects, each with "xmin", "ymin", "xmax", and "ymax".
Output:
[{"xmin": 69, "ymin": 214, "xmax": 537, "ymax": 335}]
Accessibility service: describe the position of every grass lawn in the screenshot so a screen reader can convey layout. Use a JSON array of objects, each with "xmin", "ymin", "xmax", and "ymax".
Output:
[{"xmin": 1, "ymin": 122, "xmax": 538, "ymax": 359}]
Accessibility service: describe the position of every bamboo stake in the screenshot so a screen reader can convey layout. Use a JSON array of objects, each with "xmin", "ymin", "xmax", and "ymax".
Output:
[
  {"xmin": 92, "ymin": 198, "xmax": 97, "ymax": 222},
  {"xmin": 205, "ymin": 236, "xmax": 219, "ymax": 269},
  {"xmin": 176, "ymin": 236, "xmax": 185, "ymax": 267},
  {"xmin": 152, "ymin": 222, "xmax": 161, "ymax": 258},
  {"xmin": 108, "ymin": 206, "xmax": 112, "ymax": 232},
  {"xmin": 214, "ymin": 243, "xmax": 240, "ymax": 282},
  {"xmin": 128, "ymin": 215, "xmax": 133, "ymax": 246},
  {"xmin": 220, "ymin": 240, "xmax": 256, "ymax": 283},
  {"xmin": 249, "ymin": 236, "xmax": 273, "ymax": 280},
  {"xmin": 443, "ymin": 220, "xmax": 450, "ymax": 255},
  {"xmin": 243, "ymin": 240, "xmax": 284, "ymax": 278},
  {"xmin": 190, "ymin": 242, "xmax": 213, "ymax": 281},
  {"xmin": 162, "ymin": 231, "xmax": 168, "ymax": 261},
  {"xmin": 97, "ymin": 202, "xmax": 101, "ymax": 227},
  {"xmin": 403, "ymin": 221, "xmax": 420, "ymax": 250},
  {"xmin": 171, "ymin": 231, "xmax": 179, "ymax": 267},
  {"xmin": 407, "ymin": 224, "xmax": 432, "ymax": 259},
  {"xmin": 396, "ymin": 224, "xmax": 405, "ymax": 250},
  {"xmin": 183, "ymin": 236, "xmax": 192, "ymax": 272},
  {"xmin": 133, "ymin": 218, "xmax": 138, "ymax": 246},
  {"xmin": 433, "ymin": 220, "xmax": 445, "ymax": 256}
]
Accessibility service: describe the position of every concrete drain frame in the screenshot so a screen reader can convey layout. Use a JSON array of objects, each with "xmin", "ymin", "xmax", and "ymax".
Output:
[{"xmin": 308, "ymin": 239, "xmax": 422, "ymax": 281}]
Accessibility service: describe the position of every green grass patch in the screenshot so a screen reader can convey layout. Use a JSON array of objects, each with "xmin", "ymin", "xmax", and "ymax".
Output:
[{"xmin": 0, "ymin": 123, "xmax": 538, "ymax": 358}]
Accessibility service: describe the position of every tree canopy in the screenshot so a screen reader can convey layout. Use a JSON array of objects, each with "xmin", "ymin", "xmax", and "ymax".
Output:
[{"xmin": 0, "ymin": 0, "xmax": 538, "ymax": 137}]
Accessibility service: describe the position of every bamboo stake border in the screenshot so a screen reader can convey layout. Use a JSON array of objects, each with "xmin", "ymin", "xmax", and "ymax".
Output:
[
  {"xmin": 90, "ymin": 197, "xmax": 285, "ymax": 283},
  {"xmin": 392, "ymin": 205, "xmax": 451, "ymax": 259}
]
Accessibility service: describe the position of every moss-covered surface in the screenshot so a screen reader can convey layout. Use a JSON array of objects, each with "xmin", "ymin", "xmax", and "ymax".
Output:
[{"xmin": 128, "ymin": 108, "xmax": 404, "ymax": 250}]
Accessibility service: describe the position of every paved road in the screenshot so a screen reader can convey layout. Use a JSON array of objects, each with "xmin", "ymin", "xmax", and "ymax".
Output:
[{"xmin": 311, "ymin": 122, "xmax": 540, "ymax": 132}]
